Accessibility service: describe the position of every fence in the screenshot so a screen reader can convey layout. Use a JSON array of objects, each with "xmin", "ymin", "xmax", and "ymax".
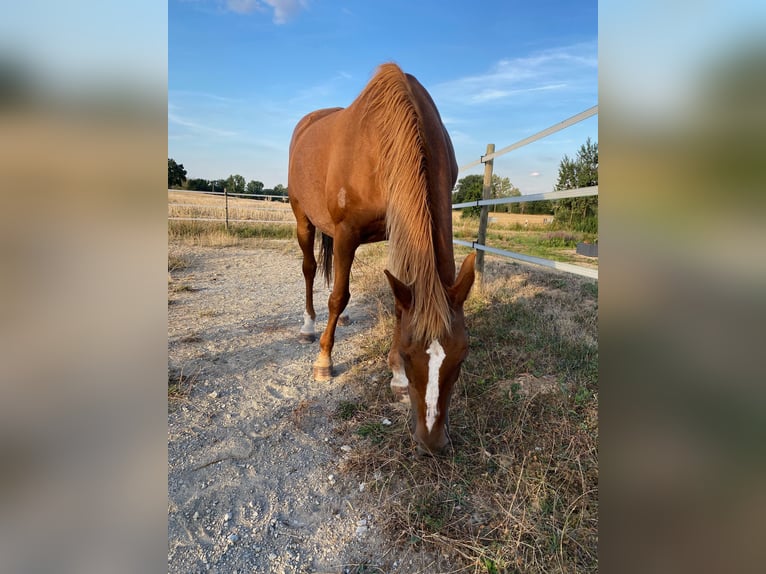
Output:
[
  {"xmin": 168, "ymin": 189, "xmax": 294, "ymax": 230},
  {"xmin": 168, "ymin": 106, "xmax": 597, "ymax": 279},
  {"xmin": 452, "ymin": 105, "xmax": 598, "ymax": 281}
]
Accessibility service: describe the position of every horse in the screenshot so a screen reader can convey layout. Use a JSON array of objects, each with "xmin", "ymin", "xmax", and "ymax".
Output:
[{"xmin": 287, "ymin": 63, "xmax": 476, "ymax": 455}]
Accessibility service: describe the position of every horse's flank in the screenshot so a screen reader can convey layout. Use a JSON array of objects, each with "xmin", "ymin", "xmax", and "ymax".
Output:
[{"xmin": 358, "ymin": 63, "xmax": 457, "ymax": 343}]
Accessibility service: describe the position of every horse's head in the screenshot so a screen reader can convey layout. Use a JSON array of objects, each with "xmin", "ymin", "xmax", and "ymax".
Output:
[{"xmin": 384, "ymin": 253, "xmax": 476, "ymax": 455}]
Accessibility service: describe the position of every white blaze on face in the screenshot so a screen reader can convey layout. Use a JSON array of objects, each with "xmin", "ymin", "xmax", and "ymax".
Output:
[{"xmin": 425, "ymin": 339, "xmax": 446, "ymax": 433}]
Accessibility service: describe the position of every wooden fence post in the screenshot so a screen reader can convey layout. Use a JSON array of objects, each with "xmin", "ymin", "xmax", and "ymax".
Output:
[
  {"xmin": 224, "ymin": 187, "xmax": 229, "ymax": 231},
  {"xmin": 475, "ymin": 143, "xmax": 494, "ymax": 285}
]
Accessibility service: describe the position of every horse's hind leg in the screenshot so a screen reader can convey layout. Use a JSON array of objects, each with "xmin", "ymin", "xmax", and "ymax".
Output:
[
  {"xmin": 313, "ymin": 228, "xmax": 357, "ymax": 380},
  {"xmin": 294, "ymin": 211, "xmax": 317, "ymax": 343}
]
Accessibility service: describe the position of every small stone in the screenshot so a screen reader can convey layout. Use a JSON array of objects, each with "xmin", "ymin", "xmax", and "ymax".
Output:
[
  {"xmin": 340, "ymin": 445, "xmax": 352, "ymax": 452},
  {"xmin": 355, "ymin": 524, "xmax": 368, "ymax": 537},
  {"xmin": 208, "ymin": 391, "xmax": 218, "ymax": 399},
  {"xmin": 224, "ymin": 512, "xmax": 232, "ymax": 521},
  {"xmin": 359, "ymin": 482, "xmax": 365, "ymax": 492},
  {"xmin": 381, "ymin": 418, "xmax": 392, "ymax": 426},
  {"xmin": 193, "ymin": 511, "xmax": 199, "ymax": 520},
  {"xmin": 268, "ymin": 553, "xmax": 277, "ymax": 560},
  {"xmin": 227, "ymin": 533, "xmax": 239, "ymax": 543}
]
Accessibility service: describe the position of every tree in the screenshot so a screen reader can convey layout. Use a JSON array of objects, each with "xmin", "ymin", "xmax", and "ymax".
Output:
[
  {"xmin": 490, "ymin": 174, "xmax": 520, "ymax": 213},
  {"xmin": 552, "ymin": 138, "xmax": 598, "ymax": 232},
  {"xmin": 168, "ymin": 158, "xmax": 187, "ymax": 188},
  {"xmin": 272, "ymin": 184, "xmax": 289, "ymax": 202},
  {"xmin": 245, "ymin": 180, "xmax": 264, "ymax": 195},
  {"xmin": 225, "ymin": 174, "xmax": 246, "ymax": 195},
  {"xmin": 211, "ymin": 179, "xmax": 227, "ymax": 193},
  {"xmin": 186, "ymin": 178, "xmax": 211, "ymax": 191},
  {"xmin": 453, "ymin": 174, "xmax": 484, "ymax": 218}
]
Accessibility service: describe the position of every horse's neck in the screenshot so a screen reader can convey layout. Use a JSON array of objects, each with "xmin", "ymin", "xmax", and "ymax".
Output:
[{"xmin": 429, "ymin": 189, "xmax": 457, "ymax": 287}]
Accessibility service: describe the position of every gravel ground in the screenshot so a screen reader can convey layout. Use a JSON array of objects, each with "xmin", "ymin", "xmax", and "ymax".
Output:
[{"xmin": 168, "ymin": 242, "xmax": 441, "ymax": 573}]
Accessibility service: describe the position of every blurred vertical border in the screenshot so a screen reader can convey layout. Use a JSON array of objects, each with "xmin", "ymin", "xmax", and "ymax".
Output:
[
  {"xmin": 0, "ymin": 2, "xmax": 167, "ymax": 573},
  {"xmin": 601, "ymin": 1, "xmax": 766, "ymax": 572}
]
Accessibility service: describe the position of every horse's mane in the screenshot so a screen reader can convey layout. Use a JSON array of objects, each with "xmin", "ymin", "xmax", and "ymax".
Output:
[{"xmin": 360, "ymin": 63, "xmax": 451, "ymax": 343}]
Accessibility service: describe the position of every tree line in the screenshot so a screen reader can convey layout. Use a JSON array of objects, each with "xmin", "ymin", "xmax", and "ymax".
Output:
[
  {"xmin": 170, "ymin": 137, "xmax": 597, "ymax": 229},
  {"xmin": 168, "ymin": 159, "xmax": 288, "ymax": 201},
  {"xmin": 452, "ymin": 138, "xmax": 597, "ymax": 231}
]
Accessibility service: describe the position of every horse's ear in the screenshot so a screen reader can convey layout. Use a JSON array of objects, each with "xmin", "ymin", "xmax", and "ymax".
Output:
[
  {"xmin": 384, "ymin": 270, "xmax": 412, "ymax": 311},
  {"xmin": 450, "ymin": 252, "xmax": 476, "ymax": 306}
]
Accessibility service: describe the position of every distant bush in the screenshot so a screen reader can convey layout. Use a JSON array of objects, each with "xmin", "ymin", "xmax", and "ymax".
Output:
[{"xmin": 541, "ymin": 231, "xmax": 578, "ymax": 248}]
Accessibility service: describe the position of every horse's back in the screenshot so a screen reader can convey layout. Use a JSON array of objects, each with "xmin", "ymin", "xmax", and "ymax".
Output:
[{"xmin": 289, "ymin": 107, "xmax": 343, "ymax": 152}]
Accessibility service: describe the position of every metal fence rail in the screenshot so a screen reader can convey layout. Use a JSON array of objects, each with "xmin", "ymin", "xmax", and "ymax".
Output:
[
  {"xmin": 168, "ymin": 106, "xmax": 598, "ymax": 280},
  {"xmin": 452, "ymin": 105, "xmax": 598, "ymax": 281},
  {"xmin": 458, "ymin": 106, "xmax": 598, "ymax": 171},
  {"xmin": 452, "ymin": 186, "xmax": 598, "ymax": 210}
]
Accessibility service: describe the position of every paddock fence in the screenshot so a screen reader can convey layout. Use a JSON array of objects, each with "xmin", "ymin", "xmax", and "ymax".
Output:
[
  {"xmin": 168, "ymin": 107, "xmax": 597, "ymax": 280},
  {"xmin": 452, "ymin": 105, "xmax": 598, "ymax": 281},
  {"xmin": 168, "ymin": 189, "xmax": 294, "ymax": 230}
]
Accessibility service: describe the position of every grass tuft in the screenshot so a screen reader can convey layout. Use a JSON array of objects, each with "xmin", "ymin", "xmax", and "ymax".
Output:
[{"xmin": 168, "ymin": 365, "xmax": 198, "ymax": 408}]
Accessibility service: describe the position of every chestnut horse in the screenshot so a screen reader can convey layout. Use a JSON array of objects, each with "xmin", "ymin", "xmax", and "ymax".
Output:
[{"xmin": 288, "ymin": 63, "xmax": 476, "ymax": 454}]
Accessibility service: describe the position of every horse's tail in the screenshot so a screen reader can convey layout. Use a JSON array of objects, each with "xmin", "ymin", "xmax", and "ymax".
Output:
[{"xmin": 319, "ymin": 232, "xmax": 333, "ymax": 288}]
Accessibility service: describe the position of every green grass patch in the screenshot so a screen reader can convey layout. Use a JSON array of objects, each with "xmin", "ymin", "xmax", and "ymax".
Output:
[
  {"xmin": 335, "ymin": 400, "xmax": 363, "ymax": 421},
  {"xmin": 453, "ymin": 224, "xmax": 598, "ymax": 267}
]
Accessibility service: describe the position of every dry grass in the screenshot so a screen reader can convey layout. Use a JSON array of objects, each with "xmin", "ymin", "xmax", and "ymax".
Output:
[
  {"xmin": 337, "ymin": 249, "xmax": 598, "ymax": 573},
  {"xmin": 168, "ymin": 365, "xmax": 199, "ymax": 407},
  {"xmin": 168, "ymin": 190, "xmax": 296, "ymax": 246},
  {"xmin": 165, "ymin": 210, "xmax": 598, "ymax": 571}
]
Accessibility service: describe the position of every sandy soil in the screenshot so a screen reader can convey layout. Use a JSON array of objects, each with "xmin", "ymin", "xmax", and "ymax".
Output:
[{"xmin": 168, "ymin": 242, "xmax": 445, "ymax": 573}]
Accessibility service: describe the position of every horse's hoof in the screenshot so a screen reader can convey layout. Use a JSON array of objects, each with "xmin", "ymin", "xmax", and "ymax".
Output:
[
  {"xmin": 313, "ymin": 364, "xmax": 333, "ymax": 381},
  {"xmin": 391, "ymin": 385, "xmax": 410, "ymax": 404},
  {"xmin": 338, "ymin": 314, "xmax": 351, "ymax": 326},
  {"xmin": 298, "ymin": 332, "xmax": 316, "ymax": 344}
]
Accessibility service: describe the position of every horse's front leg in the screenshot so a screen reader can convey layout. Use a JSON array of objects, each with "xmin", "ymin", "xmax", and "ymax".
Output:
[
  {"xmin": 292, "ymin": 207, "xmax": 318, "ymax": 343},
  {"xmin": 387, "ymin": 305, "xmax": 410, "ymax": 403},
  {"xmin": 313, "ymin": 232, "xmax": 357, "ymax": 381}
]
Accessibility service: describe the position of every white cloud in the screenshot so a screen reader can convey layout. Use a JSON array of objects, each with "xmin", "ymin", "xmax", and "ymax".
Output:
[
  {"xmin": 221, "ymin": 0, "xmax": 307, "ymax": 23},
  {"xmin": 168, "ymin": 112, "xmax": 238, "ymax": 138},
  {"xmin": 224, "ymin": 0, "xmax": 260, "ymax": 14},
  {"xmin": 432, "ymin": 42, "xmax": 597, "ymax": 106},
  {"xmin": 264, "ymin": 0, "xmax": 307, "ymax": 24}
]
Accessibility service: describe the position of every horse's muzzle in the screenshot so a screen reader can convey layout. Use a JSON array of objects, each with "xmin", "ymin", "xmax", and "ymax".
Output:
[{"xmin": 414, "ymin": 426, "xmax": 451, "ymax": 457}]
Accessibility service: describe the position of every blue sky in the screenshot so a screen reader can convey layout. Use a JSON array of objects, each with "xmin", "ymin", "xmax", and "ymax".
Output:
[{"xmin": 169, "ymin": 0, "xmax": 597, "ymax": 194}]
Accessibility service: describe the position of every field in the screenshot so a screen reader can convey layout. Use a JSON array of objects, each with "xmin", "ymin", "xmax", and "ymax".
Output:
[
  {"xmin": 168, "ymin": 190, "xmax": 598, "ymax": 270},
  {"xmin": 168, "ymin": 217, "xmax": 598, "ymax": 573}
]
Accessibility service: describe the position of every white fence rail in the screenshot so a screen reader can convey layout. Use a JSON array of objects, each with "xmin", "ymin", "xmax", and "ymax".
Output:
[
  {"xmin": 168, "ymin": 188, "xmax": 295, "ymax": 230},
  {"xmin": 452, "ymin": 186, "xmax": 598, "ymax": 210},
  {"xmin": 168, "ymin": 107, "xmax": 598, "ymax": 280},
  {"xmin": 452, "ymin": 106, "xmax": 598, "ymax": 281},
  {"xmin": 458, "ymin": 106, "xmax": 598, "ymax": 171}
]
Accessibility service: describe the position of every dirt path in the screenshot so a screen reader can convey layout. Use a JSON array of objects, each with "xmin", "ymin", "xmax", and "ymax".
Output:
[{"xmin": 168, "ymin": 242, "xmax": 435, "ymax": 573}]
